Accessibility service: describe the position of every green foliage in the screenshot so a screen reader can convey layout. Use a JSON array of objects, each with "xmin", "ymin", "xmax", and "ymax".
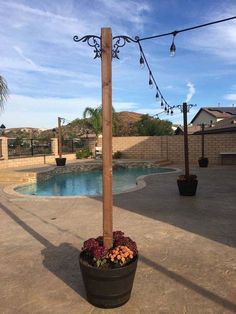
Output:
[
  {"xmin": 136, "ymin": 114, "xmax": 173, "ymax": 136},
  {"xmin": 83, "ymin": 105, "xmax": 117, "ymax": 137},
  {"xmin": 113, "ymin": 151, "xmax": 123, "ymax": 159},
  {"xmin": 83, "ymin": 106, "xmax": 102, "ymax": 137},
  {"xmin": 76, "ymin": 147, "xmax": 92, "ymax": 159}
]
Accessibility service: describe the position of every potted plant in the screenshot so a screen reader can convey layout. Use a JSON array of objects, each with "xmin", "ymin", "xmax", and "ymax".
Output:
[
  {"xmin": 198, "ymin": 123, "xmax": 209, "ymax": 167},
  {"xmin": 177, "ymin": 103, "xmax": 198, "ymax": 196},
  {"xmin": 55, "ymin": 117, "xmax": 66, "ymax": 166},
  {"xmin": 177, "ymin": 174, "xmax": 198, "ymax": 196},
  {"xmin": 79, "ymin": 230, "xmax": 138, "ymax": 308}
]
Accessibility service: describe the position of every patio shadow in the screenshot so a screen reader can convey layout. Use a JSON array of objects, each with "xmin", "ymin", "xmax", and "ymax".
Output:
[
  {"xmin": 139, "ymin": 255, "xmax": 236, "ymax": 313},
  {"xmin": 41, "ymin": 243, "xmax": 85, "ymax": 298},
  {"xmin": 0, "ymin": 201, "xmax": 86, "ymax": 300}
]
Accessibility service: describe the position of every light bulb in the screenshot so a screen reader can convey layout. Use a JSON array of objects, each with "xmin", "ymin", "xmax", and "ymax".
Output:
[{"xmin": 170, "ymin": 33, "xmax": 177, "ymax": 57}]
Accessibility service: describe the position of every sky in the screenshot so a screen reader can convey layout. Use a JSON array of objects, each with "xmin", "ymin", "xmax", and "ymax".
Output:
[{"xmin": 0, "ymin": 0, "xmax": 236, "ymax": 129}]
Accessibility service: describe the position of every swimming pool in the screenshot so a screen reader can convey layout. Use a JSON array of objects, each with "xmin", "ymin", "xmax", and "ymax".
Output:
[{"xmin": 15, "ymin": 167, "xmax": 174, "ymax": 196}]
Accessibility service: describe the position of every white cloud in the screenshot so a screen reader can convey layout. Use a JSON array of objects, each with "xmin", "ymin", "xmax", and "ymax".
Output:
[
  {"xmin": 224, "ymin": 93, "xmax": 236, "ymax": 101},
  {"xmin": 186, "ymin": 6, "xmax": 236, "ymax": 63},
  {"xmin": 2, "ymin": 94, "xmax": 102, "ymax": 128},
  {"xmin": 185, "ymin": 82, "xmax": 195, "ymax": 102}
]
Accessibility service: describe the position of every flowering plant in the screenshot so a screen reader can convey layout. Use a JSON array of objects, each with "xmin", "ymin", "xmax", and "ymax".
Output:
[
  {"xmin": 81, "ymin": 231, "xmax": 138, "ymax": 268},
  {"xmin": 178, "ymin": 174, "xmax": 197, "ymax": 181}
]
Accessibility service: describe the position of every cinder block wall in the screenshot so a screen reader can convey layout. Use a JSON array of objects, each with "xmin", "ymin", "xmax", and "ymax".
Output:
[{"xmin": 98, "ymin": 133, "xmax": 236, "ymax": 165}]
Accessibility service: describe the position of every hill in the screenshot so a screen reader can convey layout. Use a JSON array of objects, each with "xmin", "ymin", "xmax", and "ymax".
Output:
[
  {"xmin": 114, "ymin": 111, "xmax": 142, "ymax": 136},
  {"xmin": 2, "ymin": 111, "xmax": 172, "ymax": 139}
]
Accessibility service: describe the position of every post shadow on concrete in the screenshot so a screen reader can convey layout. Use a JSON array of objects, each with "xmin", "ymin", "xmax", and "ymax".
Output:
[
  {"xmin": 0, "ymin": 201, "xmax": 86, "ymax": 300},
  {"xmin": 1, "ymin": 201, "xmax": 236, "ymax": 312},
  {"xmin": 139, "ymin": 255, "xmax": 236, "ymax": 313}
]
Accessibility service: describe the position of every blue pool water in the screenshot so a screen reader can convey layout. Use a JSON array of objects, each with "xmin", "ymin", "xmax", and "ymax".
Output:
[{"xmin": 16, "ymin": 167, "xmax": 174, "ymax": 196}]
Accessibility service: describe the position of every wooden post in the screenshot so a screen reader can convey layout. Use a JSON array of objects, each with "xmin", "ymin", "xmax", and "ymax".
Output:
[
  {"xmin": 58, "ymin": 117, "xmax": 62, "ymax": 158},
  {"xmin": 101, "ymin": 28, "xmax": 113, "ymax": 248},
  {"xmin": 183, "ymin": 102, "xmax": 189, "ymax": 177},
  {"xmin": 201, "ymin": 123, "xmax": 205, "ymax": 158}
]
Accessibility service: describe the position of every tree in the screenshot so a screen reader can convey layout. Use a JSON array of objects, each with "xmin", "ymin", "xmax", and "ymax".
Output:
[
  {"xmin": 0, "ymin": 75, "xmax": 9, "ymax": 110},
  {"xmin": 136, "ymin": 114, "xmax": 173, "ymax": 136},
  {"xmin": 83, "ymin": 105, "xmax": 117, "ymax": 137},
  {"xmin": 83, "ymin": 106, "xmax": 102, "ymax": 137}
]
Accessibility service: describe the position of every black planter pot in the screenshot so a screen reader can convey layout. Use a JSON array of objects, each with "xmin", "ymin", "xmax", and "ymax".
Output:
[
  {"xmin": 177, "ymin": 179, "xmax": 198, "ymax": 196},
  {"xmin": 198, "ymin": 157, "xmax": 209, "ymax": 168},
  {"xmin": 79, "ymin": 252, "xmax": 138, "ymax": 308},
  {"xmin": 55, "ymin": 157, "xmax": 66, "ymax": 166}
]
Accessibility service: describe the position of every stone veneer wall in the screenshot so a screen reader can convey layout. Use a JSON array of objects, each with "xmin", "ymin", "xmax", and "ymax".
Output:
[{"xmin": 98, "ymin": 133, "xmax": 236, "ymax": 165}]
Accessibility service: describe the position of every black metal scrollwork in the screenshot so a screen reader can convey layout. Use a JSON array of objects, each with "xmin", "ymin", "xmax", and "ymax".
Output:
[
  {"xmin": 73, "ymin": 34, "xmax": 137, "ymax": 59},
  {"xmin": 112, "ymin": 35, "xmax": 137, "ymax": 59},
  {"xmin": 73, "ymin": 35, "xmax": 101, "ymax": 59}
]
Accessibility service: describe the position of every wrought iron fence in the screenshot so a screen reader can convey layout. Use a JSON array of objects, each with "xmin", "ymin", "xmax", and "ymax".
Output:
[
  {"xmin": 62, "ymin": 138, "xmax": 87, "ymax": 153},
  {"xmin": 8, "ymin": 139, "xmax": 52, "ymax": 159}
]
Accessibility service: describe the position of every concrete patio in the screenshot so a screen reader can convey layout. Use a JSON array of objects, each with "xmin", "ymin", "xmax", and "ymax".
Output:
[{"xmin": 0, "ymin": 164, "xmax": 235, "ymax": 313}]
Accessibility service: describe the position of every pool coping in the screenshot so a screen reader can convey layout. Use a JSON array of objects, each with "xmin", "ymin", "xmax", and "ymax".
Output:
[{"xmin": 3, "ymin": 163, "xmax": 181, "ymax": 199}]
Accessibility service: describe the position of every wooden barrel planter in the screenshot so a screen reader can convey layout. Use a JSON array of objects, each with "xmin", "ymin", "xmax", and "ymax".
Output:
[
  {"xmin": 177, "ymin": 178, "xmax": 198, "ymax": 196},
  {"xmin": 79, "ymin": 252, "xmax": 138, "ymax": 308},
  {"xmin": 198, "ymin": 157, "xmax": 209, "ymax": 168},
  {"xmin": 55, "ymin": 157, "xmax": 66, "ymax": 166}
]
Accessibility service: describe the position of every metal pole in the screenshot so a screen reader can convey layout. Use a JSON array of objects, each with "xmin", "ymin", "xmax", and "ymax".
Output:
[
  {"xmin": 101, "ymin": 28, "xmax": 113, "ymax": 249},
  {"xmin": 183, "ymin": 102, "xmax": 189, "ymax": 177},
  {"xmin": 201, "ymin": 123, "xmax": 205, "ymax": 158},
  {"xmin": 30, "ymin": 139, "xmax": 34, "ymax": 156},
  {"xmin": 58, "ymin": 117, "xmax": 62, "ymax": 158}
]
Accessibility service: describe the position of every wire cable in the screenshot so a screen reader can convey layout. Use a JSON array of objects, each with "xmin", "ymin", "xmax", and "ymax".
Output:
[{"xmin": 138, "ymin": 15, "xmax": 236, "ymax": 41}]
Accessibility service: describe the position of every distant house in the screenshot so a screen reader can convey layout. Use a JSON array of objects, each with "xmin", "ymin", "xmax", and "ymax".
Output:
[
  {"xmin": 191, "ymin": 107, "xmax": 236, "ymax": 126},
  {"xmin": 174, "ymin": 125, "xmax": 201, "ymax": 135},
  {"xmin": 194, "ymin": 116, "xmax": 236, "ymax": 134}
]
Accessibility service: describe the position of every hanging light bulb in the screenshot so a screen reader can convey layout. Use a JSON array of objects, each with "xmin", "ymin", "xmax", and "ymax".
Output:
[
  {"xmin": 156, "ymin": 91, "xmax": 159, "ymax": 99},
  {"xmin": 170, "ymin": 32, "xmax": 177, "ymax": 56},
  {"xmin": 139, "ymin": 55, "xmax": 144, "ymax": 67},
  {"xmin": 171, "ymin": 109, "xmax": 174, "ymax": 115},
  {"xmin": 161, "ymin": 99, "xmax": 164, "ymax": 107},
  {"xmin": 164, "ymin": 105, "xmax": 167, "ymax": 111},
  {"xmin": 167, "ymin": 108, "xmax": 170, "ymax": 114},
  {"xmin": 149, "ymin": 75, "xmax": 153, "ymax": 88}
]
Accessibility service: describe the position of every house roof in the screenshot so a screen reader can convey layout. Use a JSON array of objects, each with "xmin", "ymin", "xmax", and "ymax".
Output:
[
  {"xmin": 191, "ymin": 107, "xmax": 235, "ymax": 123},
  {"xmin": 174, "ymin": 125, "xmax": 201, "ymax": 135},
  {"xmin": 194, "ymin": 116, "xmax": 236, "ymax": 134}
]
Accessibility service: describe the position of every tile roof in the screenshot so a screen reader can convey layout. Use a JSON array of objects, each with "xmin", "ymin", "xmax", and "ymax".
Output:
[{"xmin": 194, "ymin": 117, "xmax": 236, "ymax": 134}]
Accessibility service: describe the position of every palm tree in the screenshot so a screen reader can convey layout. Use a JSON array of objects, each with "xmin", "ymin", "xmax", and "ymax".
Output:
[
  {"xmin": 0, "ymin": 75, "xmax": 9, "ymax": 111},
  {"xmin": 83, "ymin": 105, "xmax": 102, "ymax": 137},
  {"xmin": 83, "ymin": 105, "xmax": 118, "ymax": 139}
]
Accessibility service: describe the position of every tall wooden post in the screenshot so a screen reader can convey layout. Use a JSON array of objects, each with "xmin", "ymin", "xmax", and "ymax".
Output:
[
  {"xmin": 201, "ymin": 123, "xmax": 205, "ymax": 158},
  {"xmin": 58, "ymin": 117, "xmax": 62, "ymax": 158},
  {"xmin": 101, "ymin": 28, "xmax": 113, "ymax": 248},
  {"xmin": 183, "ymin": 102, "xmax": 189, "ymax": 177}
]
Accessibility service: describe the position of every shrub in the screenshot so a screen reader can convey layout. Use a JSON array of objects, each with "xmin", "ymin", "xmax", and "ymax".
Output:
[
  {"xmin": 113, "ymin": 151, "xmax": 123, "ymax": 159},
  {"xmin": 76, "ymin": 147, "xmax": 92, "ymax": 159}
]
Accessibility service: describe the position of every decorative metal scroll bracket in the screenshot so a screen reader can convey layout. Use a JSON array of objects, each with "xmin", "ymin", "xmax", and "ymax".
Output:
[
  {"xmin": 73, "ymin": 35, "xmax": 102, "ymax": 59},
  {"xmin": 73, "ymin": 34, "xmax": 137, "ymax": 59}
]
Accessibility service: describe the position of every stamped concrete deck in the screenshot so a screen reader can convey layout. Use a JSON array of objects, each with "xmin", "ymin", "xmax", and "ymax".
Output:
[{"xmin": 0, "ymin": 164, "xmax": 235, "ymax": 314}]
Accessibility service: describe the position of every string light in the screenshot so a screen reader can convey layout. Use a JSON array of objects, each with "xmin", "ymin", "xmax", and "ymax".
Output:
[
  {"xmin": 139, "ymin": 55, "xmax": 144, "ymax": 67},
  {"xmin": 149, "ymin": 74, "xmax": 153, "ymax": 87},
  {"xmin": 170, "ymin": 32, "xmax": 177, "ymax": 56},
  {"xmin": 75, "ymin": 15, "xmax": 236, "ymax": 118}
]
